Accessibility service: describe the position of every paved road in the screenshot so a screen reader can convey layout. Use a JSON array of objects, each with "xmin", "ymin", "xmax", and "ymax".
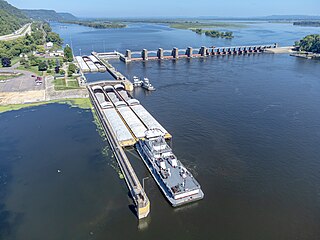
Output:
[{"xmin": 0, "ymin": 23, "xmax": 32, "ymax": 41}]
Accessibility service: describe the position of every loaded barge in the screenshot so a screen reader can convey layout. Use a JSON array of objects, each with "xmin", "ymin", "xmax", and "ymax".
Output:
[{"xmin": 88, "ymin": 81, "xmax": 203, "ymax": 217}]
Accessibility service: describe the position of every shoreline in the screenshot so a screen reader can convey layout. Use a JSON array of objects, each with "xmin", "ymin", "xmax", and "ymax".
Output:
[
  {"xmin": 0, "ymin": 97, "xmax": 92, "ymax": 114},
  {"xmin": 0, "ymin": 72, "xmax": 89, "ymax": 113}
]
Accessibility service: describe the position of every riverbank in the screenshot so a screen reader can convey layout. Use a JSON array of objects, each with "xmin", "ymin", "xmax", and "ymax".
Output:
[
  {"xmin": 0, "ymin": 72, "xmax": 89, "ymax": 113},
  {"xmin": 0, "ymin": 97, "xmax": 92, "ymax": 113}
]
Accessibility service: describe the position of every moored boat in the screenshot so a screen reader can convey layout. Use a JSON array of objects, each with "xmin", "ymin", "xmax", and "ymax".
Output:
[
  {"xmin": 133, "ymin": 76, "xmax": 143, "ymax": 87},
  {"xmin": 142, "ymin": 78, "xmax": 155, "ymax": 91}
]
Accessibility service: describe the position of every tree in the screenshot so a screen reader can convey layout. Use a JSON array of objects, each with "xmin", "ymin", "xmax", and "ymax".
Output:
[
  {"xmin": 67, "ymin": 63, "xmax": 77, "ymax": 76},
  {"xmin": 42, "ymin": 23, "xmax": 52, "ymax": 33},
  {"xmin": 36, "ymin": 45, "xmax": 45, "ymax": 53},
  {"xmin": 59, "ymin": 69, "xmax": 65, "ymax": 75},
  {"xmin": 64, "ymin": 45, "xmax": 73, "ymax": 62},
  {"xmin": 46, "ymin": 32, "xmax": 63, "ymax": 45},
  {"xmin": 29, "ymin": 55, "xmax": 41, "ymax": 66},
  {"xmin": 297, "ymin": 34, "xmax": 320, "ymax": 53},
  {"xmin": 1, "ymin": 57, "xmax": 11, "ymax": 67},
  {"xmin": 38, "ymin": 61, "xmax": 48, "ymax": 72}
]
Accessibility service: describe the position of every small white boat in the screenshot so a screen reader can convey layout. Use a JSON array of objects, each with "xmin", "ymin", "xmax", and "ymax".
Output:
[
  {"xmin": 133, "ymin": 76, "xmax": 143, "ymax": 87},
  {"xmin": 142, "ymin": 78, "xmax": 155, "ymax": 91}
]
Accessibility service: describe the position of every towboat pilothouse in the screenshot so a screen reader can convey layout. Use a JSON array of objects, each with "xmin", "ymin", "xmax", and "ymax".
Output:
[{"xmin": 136, "ymin": 129, "xmax": 204, "ymax": 207}]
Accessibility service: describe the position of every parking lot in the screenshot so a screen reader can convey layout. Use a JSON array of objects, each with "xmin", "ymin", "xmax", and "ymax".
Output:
[{"xmin": 0, "ymin": 70, "xmax": 45, "ymax": 92}]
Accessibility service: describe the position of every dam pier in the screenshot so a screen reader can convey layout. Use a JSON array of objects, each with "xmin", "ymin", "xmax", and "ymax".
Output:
[{"xmin": 121, "ymin": 43, "xmax": 278, "ymax": 62}]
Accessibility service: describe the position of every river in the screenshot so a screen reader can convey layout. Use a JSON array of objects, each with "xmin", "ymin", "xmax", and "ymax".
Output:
[{"xmin": 0, "ymin": 21, "xmax": 320, "ymax": 239}]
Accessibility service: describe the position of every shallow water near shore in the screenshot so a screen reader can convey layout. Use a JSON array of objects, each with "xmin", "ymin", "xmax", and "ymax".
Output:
[{"xmin": 1, "ymin": 22, "xmax": 320, "ymax": 239}]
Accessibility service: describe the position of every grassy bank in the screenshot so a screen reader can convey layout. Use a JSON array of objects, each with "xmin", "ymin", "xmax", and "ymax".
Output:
[{"xmin": 0, "ymin": 98, "xmax": 92, "ymax": 114}]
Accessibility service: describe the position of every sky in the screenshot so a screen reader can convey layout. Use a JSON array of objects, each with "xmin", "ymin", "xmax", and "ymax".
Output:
[{"xmin": 8, "ymin": 0, "xmax": 320, "ymax": 18}]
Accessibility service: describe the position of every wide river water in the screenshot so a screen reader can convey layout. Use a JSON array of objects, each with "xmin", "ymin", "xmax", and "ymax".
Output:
[{"xmin": 1, "ymin": 22, "xmax": 320, "ymax": 239}]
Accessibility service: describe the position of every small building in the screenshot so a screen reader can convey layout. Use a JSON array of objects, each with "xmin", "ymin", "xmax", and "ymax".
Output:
[
  {"xmin": 46, "ymin": 42, "xmax": 54, "ymax": 49},
  {"xmin": 49, "ymin": 50, "xmax": 64, "ymax": 57},
  {"xmin": 19, "ymin": 53, "xmax": 28, "ymax": 60}
]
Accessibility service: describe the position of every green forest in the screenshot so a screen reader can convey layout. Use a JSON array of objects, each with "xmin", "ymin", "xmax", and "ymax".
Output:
[
  {"xmin": 0, "ymin": 0, "xmax": 30, "ymax": 35},
  {"xmin": 0, "ymin": 22, "xmax": 62, "ymax": 59}
]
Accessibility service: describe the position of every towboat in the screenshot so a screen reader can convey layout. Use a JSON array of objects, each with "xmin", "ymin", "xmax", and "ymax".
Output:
[{"xmin": 136, "ymin": 129, "xmax": 204, "ymax": 207}]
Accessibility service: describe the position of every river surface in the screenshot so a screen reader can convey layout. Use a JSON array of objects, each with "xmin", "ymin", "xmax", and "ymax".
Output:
[{"xmin": 1, "ymin": 22, "xmax": 320, "ymax": 240}]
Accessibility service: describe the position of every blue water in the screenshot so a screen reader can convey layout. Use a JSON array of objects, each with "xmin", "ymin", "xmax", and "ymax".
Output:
[
  {"xmin": 51, "ymin": 21, "xmax": 320, "ymax": 55},
  {"xmin": 1, "ymin": 22, "xmax": 320, "ymax": 240}
]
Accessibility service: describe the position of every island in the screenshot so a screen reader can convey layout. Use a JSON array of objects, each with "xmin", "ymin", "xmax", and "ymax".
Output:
[
  {"xmin": 291, "ymin": 34, "xmax": 320, "ymax": 59},
  {"xmin": 61, "ymin": 20, "xmax": 127, "ymax": 29},
  {"xmin": 169, "ymin": 21, "xmax": 240, "ymax": 38},
  {"xmin": 293, "ymin": 21, "xmax": 320, "ymax": 27},
  {"xmin": 192, "ymin": 29, "xmax": 234, "ymax": 39}
]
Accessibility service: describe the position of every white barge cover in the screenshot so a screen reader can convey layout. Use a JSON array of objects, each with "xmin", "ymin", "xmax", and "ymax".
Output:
[
  {"xmin": 117, "ymin": 107, "xmax": 147, "ymax": 139},
  {"xmin": 102, "ymin": 108, "xmax": 135, "ymax": 147},
  {"xmin": 84, "ymin": 59, "xmax": 98, "ymax": 72},
  {"xmin": 76, "ymin": 56, "xmax": 90, "ymax": 72},
  {"xmin": 88, "ymin": 55, "xmax": 100, "ymax": 63},
  {"xmin": 131, "ymin": 105, "xmax": 170, "ymax": 137}
]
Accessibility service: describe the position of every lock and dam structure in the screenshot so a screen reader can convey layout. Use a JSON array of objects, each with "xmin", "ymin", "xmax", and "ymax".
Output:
[{"xmin": 119, "ymin": 43, "xmax": 278, "ymax": 63}]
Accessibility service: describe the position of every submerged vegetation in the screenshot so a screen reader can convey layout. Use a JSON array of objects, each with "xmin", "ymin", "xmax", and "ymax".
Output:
[
  {"xmin": 61, "ymin": 20, "xmax": 126, "ymax": 29},
  {"xmin": 0, "ymin": 98, "xmax": 92, "ymax": 114}
]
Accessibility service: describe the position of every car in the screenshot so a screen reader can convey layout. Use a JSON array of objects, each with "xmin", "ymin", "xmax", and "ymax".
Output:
[{"xmin": 31, "ymin": 75, "xmax": 36, "ymax": 77}]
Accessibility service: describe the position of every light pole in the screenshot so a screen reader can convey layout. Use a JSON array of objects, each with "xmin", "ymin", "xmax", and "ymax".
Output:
[{"xmin": 142, "ymin": 176, "xmax": 150, "ymax": 191}]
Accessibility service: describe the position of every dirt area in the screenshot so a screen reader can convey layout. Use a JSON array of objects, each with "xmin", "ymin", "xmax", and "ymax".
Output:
[{"xmin": 0, "ymin": 90, "xmax": 45, "ymax": 104}]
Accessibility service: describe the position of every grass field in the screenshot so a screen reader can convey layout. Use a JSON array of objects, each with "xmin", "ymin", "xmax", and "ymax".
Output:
[
  {"xmin": 17, "ymin": 65, "xmax": 42, "ymax": 76},
  {"xmin": 53, "ymin": 78, "xmax": 80, "ymax": 91},
  {"xmin": 0, "ymin": 75, "xmax": 16, "ymax": 80}
]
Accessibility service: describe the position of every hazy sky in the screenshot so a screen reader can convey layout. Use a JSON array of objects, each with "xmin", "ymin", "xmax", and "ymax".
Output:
[{"xmin": 9, "ymin": 0, "xmax": 320, "ymax": 18}]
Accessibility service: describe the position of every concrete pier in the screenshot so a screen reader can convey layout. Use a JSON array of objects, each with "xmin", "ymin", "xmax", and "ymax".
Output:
[
  {"xmin": 88, "ymin": 84, "xmax": 150, "ymax": 219},
  {"xmin": 186, "ymin": 47, "xmax": 193, "ymax": 58},
  {"xmin": 142, "ymin": 49, "xmax": 148, "ymax": 61},
  {"xmin": 172, "ymin": 47, "xmax": 179, "ymax": 59},
  {"xmin": 157, "ymin": 48, "xmax": 164, "ymax": 59},
  {"xmin": 120, "ymin": 43, "xmax": 278, "ymax": 62}
]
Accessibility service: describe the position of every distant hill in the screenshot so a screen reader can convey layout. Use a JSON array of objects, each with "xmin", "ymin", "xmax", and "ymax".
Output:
[
  {"xmin": 0, "ymin": 0, "xmax": 30, "ymax": 35},
  {"xmin": 58, "ymin": 12, "xmax": 78, "ymax": 21},
  {"xmin": 22, "ymin": 9, "xmax": 77, "ymax": 21},
  {"xmin": 264, "ymin": 15, "xmax": 320, "ymax": 20},
  {"xmin": 199, "ymin": 15, "xmax": 320, "ymax": 21}
]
